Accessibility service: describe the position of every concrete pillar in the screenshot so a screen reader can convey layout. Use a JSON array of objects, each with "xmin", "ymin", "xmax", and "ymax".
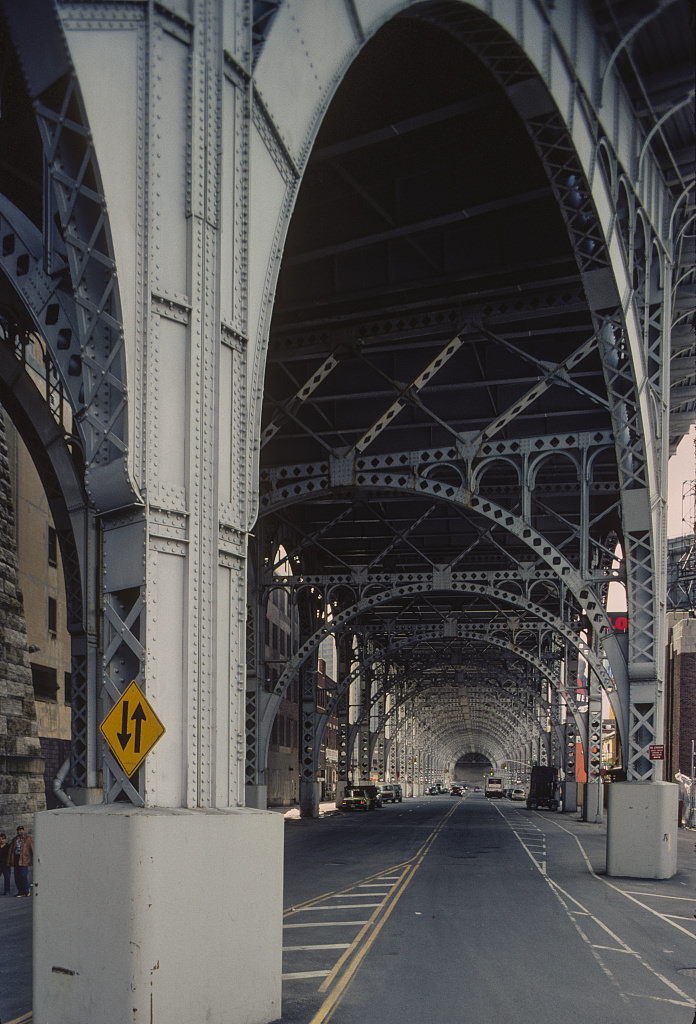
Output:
[
  {"xmin": 34, "ymin": 807, "xmax": 283, "ymax": 1024},
  {"xmin": 245, "ymin": 784, "xmax": 268, "ymax": 810},
  {"xmin": 562, "ymin": 780, "xmax": 578, "ymax": 814},
  {"xmin": 607, "ymin": 782, "xmax": 678, "ymax": 878}
]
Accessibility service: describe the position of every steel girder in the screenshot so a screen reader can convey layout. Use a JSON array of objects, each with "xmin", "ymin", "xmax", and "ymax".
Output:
[
  {"xmin": 432, "ymin": 3, "xmax": 684, "ymax": 780},
  {"xmin": 0, "ymin": 4, "xmax": 135, "ymax": 511},
  {"xmin": 256, "ymin": 0, "xmax": 692, "ymax": 793},
  {"xmin": 0, "ymin": 0, "xmax": 146, "ymax": 804},
  {"xmin": 0, "ymin": 0, "xmax": 687, "ymax": 811},
  {"xmin": 255, "ymin": 518, "xmax": 624, "ymax": 710},
  {"xmin": 0, "ymin": 312, "xmax": 100, "ymax": 790},
  {"xmin": 378, "ymin": 681, "xmax": 552, "ymax": 762},
  {"xmin": 346, "ymin": 676, "xmax": 544, "ymax": 781},
  {"xmin": 252, "ymin": 602, "xmax": 592, "ymax": 794},
  {"xmin": 318, "ymin": 626, "xmax": 582, "ymax": 735}
]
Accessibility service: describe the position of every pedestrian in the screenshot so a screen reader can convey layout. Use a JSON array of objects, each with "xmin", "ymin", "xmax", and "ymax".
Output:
[
  {"xmin": 0, "ymin": 833, "xmax": 11, "ymax": 895},
  {"xmin": 9, "ymin": 825, "xmax": 33, "ymax": 897}
]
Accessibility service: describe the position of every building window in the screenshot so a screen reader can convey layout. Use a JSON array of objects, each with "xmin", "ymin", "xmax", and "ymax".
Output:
[
  {"xmin": 64, "ymin": 671, "xmax": 72, "ymax": 705},
  {"xmin": 47, "ymin": 526, "xmax": 57, "ymax": 567},
  {"xmin": 48, "ymin": 596, "xmax": 57, "ymax": 635},
  {"xmin": 31, "ymin": 663, "xmax": 58, "ymax": 701}
]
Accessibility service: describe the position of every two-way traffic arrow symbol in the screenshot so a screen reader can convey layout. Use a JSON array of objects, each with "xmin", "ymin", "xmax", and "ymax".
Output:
[
  {"xmin": 117, "ymin": 702, "xmax": 131, "ymax": 750},
  {"xmin": 100, "ymin": 681, "xmax": 166, "ymax": 777},
  {"xmin": 131, "ymin": 702, "xmax": 146, "ymax": 753},
  {"xmin": 116, "ymin": 700, "xmax": 147, "ymax": 752}
]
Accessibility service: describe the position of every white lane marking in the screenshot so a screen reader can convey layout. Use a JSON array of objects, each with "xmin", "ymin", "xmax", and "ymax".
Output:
[
  {"xmin": 624, "ymin": 992, "xmax": 695, "ymax": 1006},
  {"xmin": 284, "ymin": 920, "xmax": 369, "ymax": 929},
  {"xmin": 282, "ymin": 970, "xmax": 332, "ymax": 980},
  {"xmin": 330, "ymin": 892, "xmax": 390, "ymax": 898},
  {"xmin": 548, "ymin": 817, "xmax": 696, "ymax": 943},
  {"xmin": 592, "ymin": 944, "xmax": 638, "ymax": 954},
  {"xmin": 497, "ymin": 803, "xmax": 695, "ymax": 1006},
  {"xmin": 622, "ymin": 890, "xmax": 695, "ymax": 901},
  {"xmin": 282, "ymin": 867, "xmax": 409, "ymax": 995},
  {"xmin": 543, "ymin": 874, "xmax": 630, "ymax": 1003},
  {"xmin": 283, "ymin": 943, "xmax": 351, "ymax": 952},
  {"xmin": 506, "ymin": 822, "xmax": 547, "ymax": 875},
  {"xmin": 298, "ymin": 903, "xmax": 383, "ymax": 910}
]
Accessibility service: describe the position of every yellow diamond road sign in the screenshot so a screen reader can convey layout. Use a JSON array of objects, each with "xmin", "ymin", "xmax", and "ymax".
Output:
[{"xmin": 100, "ymin": 681, "xmax": 165, "ymax": 777}]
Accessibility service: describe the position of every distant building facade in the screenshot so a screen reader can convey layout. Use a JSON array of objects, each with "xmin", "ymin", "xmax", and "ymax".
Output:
[
  {"xmin": 2, "ymin": 408, "xmax": 72, "ymax": 810},
  {"xmin": 0, "ymin": 409, "xmax": 47, "ymax": 826}
]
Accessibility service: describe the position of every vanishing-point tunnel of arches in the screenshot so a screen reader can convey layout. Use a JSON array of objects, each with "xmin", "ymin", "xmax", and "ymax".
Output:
[
  {"xmin": 0, "ymin": 2, "xmax": 693, "ymax": 1018},
  {"xmin": 251, "ymin": 1, "xmax": 676, "ymax": 812},
  {"xmin": 0, "ymin": 0, "xmax": 692, "ymax": 816}
]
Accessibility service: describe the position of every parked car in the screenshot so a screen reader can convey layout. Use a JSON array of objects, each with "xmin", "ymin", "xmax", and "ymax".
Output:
[
  {"xmin": 339, "ymin": 787, "xmax": 379, "ymax": 811},
  {"xmin": 510, "ymin": 787, "xmax": 526, "ymax": 801}
]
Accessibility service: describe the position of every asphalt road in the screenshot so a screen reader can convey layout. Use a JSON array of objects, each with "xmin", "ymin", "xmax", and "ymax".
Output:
[
  {"xmin": 5, "ymin": 793, "xmax": 696, "ymax": 1024},
  {"xmin": 280, "ymin": 792, "xmax": 696, "ymax": 1024},
  {"xmin": 0, "ymin": 884, "xmax": 32, "ymax": 1023}
]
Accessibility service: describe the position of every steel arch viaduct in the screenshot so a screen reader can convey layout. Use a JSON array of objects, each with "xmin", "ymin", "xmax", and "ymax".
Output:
[{"xmin": 0, "ymin": 1, "xmax": 692, "ymax": 1020}]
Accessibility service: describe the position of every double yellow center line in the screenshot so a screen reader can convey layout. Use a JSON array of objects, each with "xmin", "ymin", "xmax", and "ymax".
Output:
[{"xmin": 308, "ymin": 800, "xmax": 460, "ymax": 1024}]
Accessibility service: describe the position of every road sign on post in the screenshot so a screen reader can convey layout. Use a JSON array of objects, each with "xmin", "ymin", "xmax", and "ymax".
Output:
[{"xmin": 100, "ymin": 680, "xmax": 165, "ymax": 776}]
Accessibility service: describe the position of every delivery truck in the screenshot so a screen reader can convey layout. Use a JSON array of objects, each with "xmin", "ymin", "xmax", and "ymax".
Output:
[{"xmin": 525, "ymin": 766, "xmax": 559, "ymax": 811}]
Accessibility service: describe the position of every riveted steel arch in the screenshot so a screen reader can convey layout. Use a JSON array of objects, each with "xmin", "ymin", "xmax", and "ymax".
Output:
[
  {"xmin": 254, "ymin": 0, "xmax": 690, "ymax": 801},
  {"xmin": 326, "ymin": 626, "xmax": 588, "ymax": 728},
  {"xmin": 370, "ymin": 679, "xmax": 553, "ymax": 759},
  {"xmin": 260, "ymin": 572, "xmax": 616, "ymax": 708},
  {"xmin": 0, "ymin": 312, "xmax": 99, "ymax": 788},
  {"xmin": 2, "ymin": 0, "xmax": 144, "ymax": 803},
  {"xmin": 325, "ymin": 626, "xmax": 585, "ymax": 769}
]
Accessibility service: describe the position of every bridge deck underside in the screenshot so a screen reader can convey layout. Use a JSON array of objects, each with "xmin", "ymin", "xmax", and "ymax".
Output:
[{"xmin": 259, "ymin": 11, "xmax": 630, "ymax": 766}]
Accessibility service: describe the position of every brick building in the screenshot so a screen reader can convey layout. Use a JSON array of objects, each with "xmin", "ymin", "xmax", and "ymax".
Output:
[
  {"xmin": 665, "ymin": 530, "xmax": 696, "ymax": 782},
  {"xmin": 666, "ymin": 613, "xmax": 696, "ymax": 783}
]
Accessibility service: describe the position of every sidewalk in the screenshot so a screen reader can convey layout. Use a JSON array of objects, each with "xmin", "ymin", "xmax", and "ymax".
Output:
[
  {"xmin": 270, "ymin": 801, "xmax": 338, "ymax": 818},
  {"xmin": 543, "ymin": 810, "xmax": 696, "ymax": 885}
]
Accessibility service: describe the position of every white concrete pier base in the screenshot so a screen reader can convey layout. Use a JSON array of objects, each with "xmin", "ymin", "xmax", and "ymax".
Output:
[
  {"xmin": 562, "ymin": 780, "xmax": 577, "ymax": 813},
  {"xmin": 246, "ymin": 783, "xmax": 269, "ymax": 809},
  {"xmin": 584, "ymin": 779, "xmax": 603, "ymax": 823},
  {"xmin": 33, "ymin": 805, "xmax": 283, "ymax": 1024},
  {"xmin": 606, "ymin": 782, "xmax": 678, "ymax": 879}
]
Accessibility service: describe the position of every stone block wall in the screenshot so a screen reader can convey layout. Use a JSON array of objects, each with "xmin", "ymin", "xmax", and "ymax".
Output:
[{"xmin": 0, "ymin": 409, "xmax": 46, "ymax": 830}]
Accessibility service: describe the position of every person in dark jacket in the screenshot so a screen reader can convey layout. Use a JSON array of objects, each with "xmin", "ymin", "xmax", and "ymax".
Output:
[
  {"xmin": 0, "ymin": 833, "xmax": 11, "ymax": 895},
  {"xmin": 8, "ymin": 825, "xmax": 33, "ymax": 897}
]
